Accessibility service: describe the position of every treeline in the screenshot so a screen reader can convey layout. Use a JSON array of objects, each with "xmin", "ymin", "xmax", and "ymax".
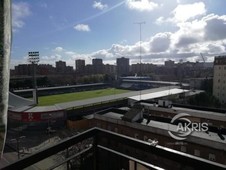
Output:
[
  {"xmin": 188, "ymin": 79, "xmax": 222, "ymax": 108},
  {"xmin": 10, "ymin": 74, "xmax": 115, "ymax": 90}
]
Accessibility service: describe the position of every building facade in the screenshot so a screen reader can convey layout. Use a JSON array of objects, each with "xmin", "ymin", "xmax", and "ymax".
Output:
[
  {"xmin": 165, "ymin": 60, "xmax": 175, "ymax": 68},
  {"xmin": 92, "ymin": 58, "xmax": 103, "ymax": 74},
  {"xmin": 213, "ymin": 56, "xmax": 226, "ymax": 103},
  {"xmin": 117, "ymin": 57, "xmax": 130, "ymax": 77},
  {"xmin": 103, "ymin": 64, "xmax": 116, "ymax": 75},
  {"xmin": 75, "ymin": 59, "xmax": 85, "ymax": 73},
  {"xmin": 56, "ymin": 60, "xmax": 67, "ymax": 73},
  {"xmin": 14, "ymin": 64, "xmax": 33, "ymax": 75}
]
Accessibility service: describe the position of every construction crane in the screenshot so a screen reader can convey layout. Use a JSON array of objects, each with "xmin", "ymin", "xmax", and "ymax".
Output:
[
  {"xmin": 200, "ymin": 53, "xmax": 205, "ymax": 64},
  {"xmin": 200, "ymin": 53, "xmax": 212, "ymax": 80}
]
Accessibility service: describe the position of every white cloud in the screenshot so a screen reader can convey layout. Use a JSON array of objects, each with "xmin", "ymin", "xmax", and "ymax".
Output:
[
  {"xmin": 65, "ymin": 51, "xmax": 76, "ymax": 55},
  {"xmin": 93, "ymin": 1, "xmax": 108, "ymax": 10},
  {"xmin": 54, "ymin": 47, "xmax": 64, "ymax": 52},
  {"xmin": 170, "ymin": 13, "xmax": 226, "ymax": 49},
  {"xmin": 171, "ymin": 20, "xmax": 206, "ymax": 48},
  {"xmin": 203, "ymin": 14, "xmax": 226, "ymax": 41},
  {"xmin": 41, "ymin": 55, "xmax": 61, "ymax": 61},
  {"xmin": 12, "ymin": 2, "xmax": 31, "ymax": 31},
  {"xmin": 74, "ymin": 24, "xmax": 90, "ymax": 32},
  {"xmin": 150, "ymin": 32, "xmax": 172, "ymax": 53},
  {"xmin": 126, "ymin": 0, "xmax": 159, "ymax": 11},
  {"xmin": 156, "ymin": 2, "xmax": 206, "ymax": 24},
  {"xmin": 155, "ymin": 17, "xmax": 165, "ymax": 25},
  {"xmin": 188, "ymin": 42, "xmax": 226, "ymax": 55},
  {"xmin": 10, "ymin": 58, "xmax": 27, "ymax": 69},
  {"xmin": 40, "ymin": 55, "xmax": 62, "ymax": 66},
  {"xmin": 173, "ymin": 2, "xmax": 206, "ymax": 22}
]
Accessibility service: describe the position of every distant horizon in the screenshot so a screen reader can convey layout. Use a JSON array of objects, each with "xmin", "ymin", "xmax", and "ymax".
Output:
[{"xmin": 10, "ymin": 57, "xmax": 214, "ymax": 70}]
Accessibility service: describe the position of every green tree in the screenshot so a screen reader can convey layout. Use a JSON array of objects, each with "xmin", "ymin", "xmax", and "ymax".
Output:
[
  {"xmin": 189, "ymin": 92, "xmax": 221, "ymax": 108},
  {"xmin": 200, "ymin": 79, "xmax": 213, "ymax": 94}
]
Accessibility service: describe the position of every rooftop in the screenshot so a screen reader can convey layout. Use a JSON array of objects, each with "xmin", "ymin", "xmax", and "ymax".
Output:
[{"xmin": 129, "ymin": 88, "xmax": 189, "ymax": 101}]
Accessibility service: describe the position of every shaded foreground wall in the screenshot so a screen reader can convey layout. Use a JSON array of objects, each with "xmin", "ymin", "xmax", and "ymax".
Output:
[{"xmin": 0, "ymin": 0, "xmax": 11, "ymax": 156}]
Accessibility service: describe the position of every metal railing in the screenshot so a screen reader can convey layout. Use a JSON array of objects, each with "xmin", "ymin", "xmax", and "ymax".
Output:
[{"xmin": 2, "ymin": 127, "xmax": 226, "ymax": 170}]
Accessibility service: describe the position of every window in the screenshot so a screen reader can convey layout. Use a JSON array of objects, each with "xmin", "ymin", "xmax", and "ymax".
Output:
[
  {"xmin": 209, "ymin": 153, "xmax": 216, "ymax": 161},
  {"xmin": 194, "ymin": 150, "xmax": 200, "ymax": 156}
]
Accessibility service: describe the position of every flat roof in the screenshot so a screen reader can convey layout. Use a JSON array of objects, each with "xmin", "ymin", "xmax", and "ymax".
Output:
[
  {"xmin": 129, "ymin": 88, "xmax": 189, "ymax": 101},
  {"xmin": 141, "ymin": 119, "xmax": 226, "ymax": 145},
  {"xmin": 25, "ymin": 105, "xmax": 63, "ymax": 113},
  {"xmin": 98, "ymin": 111, "xmax": 226, "ymax": 147},
  {"xmin": 145, "ymin": 105, "xmax": 226, "ymax": 122},
  {"xmin": 122, "ymin": 80, "xmax": 189, "ymax": 86},
  {"xmin": 103, "ymin": 112, "xmax": 123, "ymax": 120},
  {"xmin": 13, "ymin": 83, "xmax": 108, "ymax": 92},
  {"xmin": 173, "ymin": 106, "xmax": 226, "ymax": 121}
]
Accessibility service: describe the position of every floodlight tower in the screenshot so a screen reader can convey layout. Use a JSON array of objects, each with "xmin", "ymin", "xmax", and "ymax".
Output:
[
  {"xmin": 134, "ymin": 22, "xmax": 145, "ymax": 101},
  {"xmin": 28, "ymin": 51, "xmax": 39, "ymax": 105},
  {"xmin": 134, "ymin": 22, "xmax": 145, "ymax": 75}
]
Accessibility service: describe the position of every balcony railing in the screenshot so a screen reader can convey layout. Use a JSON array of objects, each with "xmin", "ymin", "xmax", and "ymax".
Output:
[{"xmin": 1, "ymin": 127, "xmax": 226, "ymax": 170}]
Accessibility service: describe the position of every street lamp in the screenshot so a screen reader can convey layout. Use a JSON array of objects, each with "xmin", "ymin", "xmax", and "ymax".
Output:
[
  {"xmin": 28, "ymin": 51, "xmax": 39, "ymax": 105},
  {"xmin": 10, "ymin": 136, "xmax": 26, "ymax": 159}
]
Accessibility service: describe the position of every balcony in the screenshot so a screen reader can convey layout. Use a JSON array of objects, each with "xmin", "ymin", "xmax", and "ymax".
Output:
[{"xmin": 1, "ymin": 127, "xmax": 225, "ymax": 170}]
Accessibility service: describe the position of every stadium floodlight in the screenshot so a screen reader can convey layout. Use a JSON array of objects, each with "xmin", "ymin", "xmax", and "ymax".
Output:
[
  {"xmin": 28, "ymin": 51, "xmax": 39, "ymax": 105},
  {"xmin": 28, "ymin": 51, "xmax": 39, "ymax": 64},
  {"xmin": 134, "ymin": 22, "xmax": 145, "ymax": 101}
]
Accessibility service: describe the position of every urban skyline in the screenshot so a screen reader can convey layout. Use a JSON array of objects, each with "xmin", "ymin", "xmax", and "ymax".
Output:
[
  {"xmin": 11, "ymin": 0, "xmax": 226, "ymax": 69},
  {"xmin": 11, "ymin": 56, "xmax": 212, "ymax": 70}
]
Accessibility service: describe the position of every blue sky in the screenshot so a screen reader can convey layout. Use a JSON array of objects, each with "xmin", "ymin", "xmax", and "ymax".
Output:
[{"xmin": 11, "ymin": 0, "xmax": 226, "ymax": 69}]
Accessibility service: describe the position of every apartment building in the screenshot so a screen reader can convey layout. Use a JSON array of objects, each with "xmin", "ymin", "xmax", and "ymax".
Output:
[{"xmin": 213, "ymin": 56, "xmax": 226, "ymax": 103}]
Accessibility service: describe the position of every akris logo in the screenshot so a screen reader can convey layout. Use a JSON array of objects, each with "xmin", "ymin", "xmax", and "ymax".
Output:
[{"xmin": 168, "ymin": 113, "xmax": 208, "ymax": 140}]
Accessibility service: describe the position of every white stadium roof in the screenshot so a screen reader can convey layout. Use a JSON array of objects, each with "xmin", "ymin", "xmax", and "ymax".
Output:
[{"xmin": 129, "ymin": 88, "xmax": 188, "ymax": 101}]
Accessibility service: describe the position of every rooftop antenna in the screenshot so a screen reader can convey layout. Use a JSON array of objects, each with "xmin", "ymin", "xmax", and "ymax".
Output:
[{"xmin": 134, "ymin": 21, "xmax": 145, "ymax": 102}]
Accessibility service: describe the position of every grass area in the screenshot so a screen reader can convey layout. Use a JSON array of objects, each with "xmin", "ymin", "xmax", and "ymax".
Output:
[{"xmin": 38, "ymin": 88, "xmax": 129, "ymax": 106}]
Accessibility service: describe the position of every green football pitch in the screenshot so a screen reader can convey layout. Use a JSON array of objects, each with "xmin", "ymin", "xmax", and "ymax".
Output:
[{"xmin": 38, "ymin": 88, "xmax": 129, "ymax": 106}]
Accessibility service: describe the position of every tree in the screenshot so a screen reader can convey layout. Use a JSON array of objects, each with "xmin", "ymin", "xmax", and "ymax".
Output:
[
  {"xmin": 188, "ymin": 92, "xmax": 221, "ymax": 108},
  {"xmin": 200, "ymin": 79, "xmax": 213, "ymax": 94}
]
